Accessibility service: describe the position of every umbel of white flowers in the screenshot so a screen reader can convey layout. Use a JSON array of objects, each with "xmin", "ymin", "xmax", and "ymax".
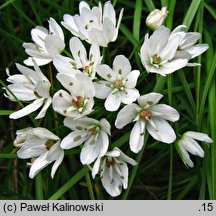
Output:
[{"xmin": 3, "ymin": 0, "xmax": 213, "ymax": 198}]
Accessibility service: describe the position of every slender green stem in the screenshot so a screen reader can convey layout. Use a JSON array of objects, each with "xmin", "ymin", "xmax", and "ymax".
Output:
[
  {"xmin": 0, "ymin": 153, "xmax": 17, "ymax": 159},
  {"xmin": 35, "ymin": 173, "xmax": 44, "ymax": 200},
  {"xmin": 0, "ymin": 0, "xmax": 15, "ymax": 10},
  {"xmin": 48, "ymin": 166, "xmax": 89, "ymax": 200},
  {"xmin": 167, "ymin": 74, "xmax": 173, "ymax": 199},
  {"xmin": 85, "ymin": 172, "xmax": 95, "ymax": 200}
]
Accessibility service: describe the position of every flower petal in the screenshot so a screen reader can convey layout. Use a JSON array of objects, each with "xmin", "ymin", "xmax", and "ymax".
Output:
[
  {"xmin": 94, "ymin": 81, "xmax": 112, "ymax": 99},
  {"xmin": 184, "ymin": 131, "xmax": 213, "ymax": 143},
  {"xmin": 9, "ymin": 98, "xmax": 44, "ymax": 119},
  {"xmin": 92, "ymin": 157, "xmax": 101, "ymax": 178},
  {"xmin": 113, "ymin": 55, "xmax": 131, "ymax": 78},
  {"xmin": 116, "ymin": 147, "xmax": 137, "ymax": 166},
  {"xmin": 49, "ymin": 18, "xmax": 64, "ymax": 41},
  {"xmin": 52, "ymin": 90, "xmax": 72, "ymax": 117},
  {"xmin": 185, "ymin": 44, "xmax": 209, "ymax": 59},
  {"xmin": 97, "ymin": 131, "xmax": 109, "ymax": 157},
  {"xmin": 151, "ymin": 104, "xmax": 180, "ymax": 122},
  {"xmin": 35, "ymin": 97, "xmax": 52, "ymax": 119},
  {"xmin": 105, "ymin": 92, "xmax": 121, "ymax": 111},
  {"xmin": 125, "ymin": 70, "xmax": 140, "ymax": 88},
  {"xmin": 60, "ymin": 130, "xmax": 88, "ymax": 149},
  {"xmin": 63, "ymin": 117, "xmax": 98, "ymax": 130},
  {"xmin": 29, "ymin": 152, "xmax": 50, "ymax": 178},
  {"xmin": 80, "ymin": 136, "xmax": 100, "ymax": 164},
  {"xmin": 69, "ymin": 37, "xmax": 87, "ymax": 68},
  {"xmin": 138, "ymin": 92, "xmax": 163, "ymax": 107},
  {"xmin": 129, "ymin": 121, "xmax": 145, "ymax": 153},
  {"xmin": 177, "ymin": 140, "xmax": 194, "ymax": 168},
  {"xmin": 146, "ymin": 117, "xmax": 176, "ymax": 143},
  {"xmin": 121, "ymin": 88, "xmax": 140, "ymax": 104},
  {"xmin": 44, "ymin": 35, "xmax": 65, "ymax": 57},
  {"xmin": 101, "ymin": 166, "xmax": 122, "ymax": 197},
  {"xmin": 53, "ymin": 55, "xmax": 78, "ymax": 74},
  {"xmin": 115, "ymin": 103, "xmax": 140, "ymax": 129},
  {"xmin": 96, "ymin": 64, "xmax": 116, "ymax": 81},
  {"xmin": 99, "ymin": 118, "xmax": 111, "ymax": 135},
  {"xmin": 182, "ymin": 137, "xmax": 204, "ymax": 157}
]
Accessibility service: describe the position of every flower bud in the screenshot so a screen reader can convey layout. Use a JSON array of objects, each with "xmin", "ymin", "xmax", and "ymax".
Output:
[{"xmin": 146, "ymin": 7, "xmax": 168, "ymax": 30}]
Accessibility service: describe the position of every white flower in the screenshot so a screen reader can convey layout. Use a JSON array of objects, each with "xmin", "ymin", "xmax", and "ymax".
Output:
[
  {"xmin": 29, "ymin": 141, "xmax": 64, "ymax": 178},
  {"xmin": 14, "ymin": 127, "xmax": 64, "ymax": 178},
  {"xmin": 61, "ymin": 117, "xmax": 111, "ymax": 165},
  {"xmin": 146, "ymin": 7, "xmax": 168, "ymax": 30},
  {"xmin": 23, "ymin": 18, "xmax": 65, "ymax": 66},
  {"xmin": 53, "ymin": 37, "xmax": 101, "ymax": 79},
  {"xmin": 140, "ymin": 25, "xmax": 189, "ymax": 76},
  {"xmin": 91, "ymin": 147, "xmax": 137, "ymax": 197},
  {"xmin": 177, "ymin": 131, "xmax": 212, "ymax": 168},
  {"xmin": 115, "ymin": 93, "xmax": 180, "ymax": 153},
  {"xmin": 52, "ymin": 73, "xmax": 95, "ymax": 119},
  {"xmin": 61, "ymin": 1, "xmax": 124, "ymax": 47},
  {"xmin": 95, "ymin": 55, "xmax": 140, "ymax": 111},
  {"xmin": 6, "ymin": 62, "xmax": 52, "ymax": 119},
  {"xmin": 170, "ymin": 25, "xmax": 209, "ymax": 66}
]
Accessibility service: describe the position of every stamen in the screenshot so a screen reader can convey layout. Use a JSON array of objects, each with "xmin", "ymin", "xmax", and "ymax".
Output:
[
  {"xmin": 152, "ymin": 54, "xmax": 161, "ymax": 64},
  {"xmin": 45, "ymin": 140, "xmax": 54, "ymax": 150},
  {"xmin": 72, "ymin": 96, "xmax": 84, "ymax": 108},
  {"xmin": 140, "ymin": 109, "xmax": 152, "ymax": 121}
]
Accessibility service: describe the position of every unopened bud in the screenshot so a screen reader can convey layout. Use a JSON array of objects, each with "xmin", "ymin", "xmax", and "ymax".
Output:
[{"xmin": 146, "ymin": 7, "xmax": 168, "ymax": 30}]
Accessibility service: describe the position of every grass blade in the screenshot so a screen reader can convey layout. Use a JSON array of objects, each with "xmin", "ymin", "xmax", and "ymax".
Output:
[{"xmin": 183, "ymin": 0, "xmax": 201, "ymax": 29}]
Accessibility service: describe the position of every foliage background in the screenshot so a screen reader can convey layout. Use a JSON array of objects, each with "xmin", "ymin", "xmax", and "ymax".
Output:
[{"xmin": 0, "ymin": 0, "xmax": 215, "ymax": 200}]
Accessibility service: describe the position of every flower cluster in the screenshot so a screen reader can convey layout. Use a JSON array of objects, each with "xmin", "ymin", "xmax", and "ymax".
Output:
[{"xmin": 4, "ymin": 1, "xmax": 212, "ymax": 197}]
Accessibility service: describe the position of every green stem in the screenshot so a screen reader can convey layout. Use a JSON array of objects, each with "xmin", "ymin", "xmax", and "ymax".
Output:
[
  {"xmin": 35, "ymin": 173, "xmax": 44, "ymax": 200},
  {"xmin": 48, "ymin": 166, "xmax": 89, "ymax": 200},
  {"xmin": 85, "ymin": 172, "xmax": 95, "ymax": 200},
  {"xmin": 0, "ymin": 153, "xmax": 17, "ymax": 158},
  {"xmin": 167, "ymin": 74, "xmax": 173, "ymax": 199}
]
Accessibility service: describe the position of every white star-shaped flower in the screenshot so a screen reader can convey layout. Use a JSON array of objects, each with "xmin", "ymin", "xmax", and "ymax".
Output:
[
  {"xmin": 115, "ymin": 92, "xmax": 180, "ymax": 153},
  {"xmin": 62, "ymin": 1, "xmax": 124, "ymax": 47},
  {"xmin": 91, "ymin": 147, "xmax": 137, "ymax": 197},
  {"xmin": 6, "ymin": 62, "xmax": 52, "ymax": 119},
  {"xmin": 53, "ymin": 37, "xmax": 101, "ymax": 79},
  {"xmin": 140, "ymin": 25, "xmax": 189, "ymax": 76},
  {"xmin": 95, "ymin": 55, "xmax": 140, "ymax": 111},
  {"xmin": 14, "ymin": 127, "xmax": 64, "ymax": 178},
  {"xmin": 52, "ymin": 73, "xmax": 95, "ymax": 119},
  {"xmin": 177, "ymin": 131, "xmax": 212, "ymax": 168},
  {"xmin": 61, "ymin": 117, "xmax": 111, "ymax": 164},
  {"xmin": 23, "ymin": 18, "xmax": 65, "ymax": 66}
]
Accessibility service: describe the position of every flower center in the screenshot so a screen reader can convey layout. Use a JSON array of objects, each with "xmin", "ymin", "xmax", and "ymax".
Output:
[
  {"xmin": 72, "ymin": 96, "xmax": 84, "ymax": 108},
  {"xmin": 106, "ymin": 158, "xmax": 115, "ymax": 167},
  {"xmin": 113, "ymin": 79, "xmax": 123, "ymax": 89},
  {"xmin": 45, "ymin": 140, "xmax": 54, "ymax": 150},
  {"xmin": 88, "ymin": 126, "xmax": 98, "ymax": 135},
  {"xmin": 152, "ymin": 54, "xmax": 161, "ymax": 64},
  {"xmin": 80, "ymin": 65, "xmax": 90, "ymax": 73},
  {"xmin": 140, "ymin": 109, "xmax": 152, "ymax": 121}
]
